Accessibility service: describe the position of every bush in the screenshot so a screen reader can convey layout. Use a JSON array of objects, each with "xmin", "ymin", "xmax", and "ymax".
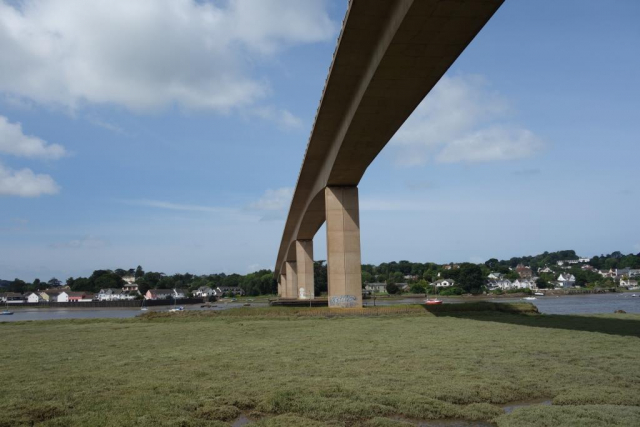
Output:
[
  {"xmin": 439, "ymin": 287, "xmax": 463, "ymax": 296},
  {"xmin": 386, "ymin": 283, "xmax": 400, "ymax": 295}
]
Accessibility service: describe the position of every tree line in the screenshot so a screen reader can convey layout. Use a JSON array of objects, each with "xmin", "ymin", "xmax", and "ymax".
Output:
[{"xmin": 3, "ymin": 250, "xmax": 638, "ymax": 296}]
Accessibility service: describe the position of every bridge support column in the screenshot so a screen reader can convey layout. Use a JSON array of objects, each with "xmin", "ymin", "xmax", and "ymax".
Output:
[
  {"xmin": 279, "ymin": 274, "xmax": 287, "ymax": 298},
  {"xmin": 285, "ymin": 261, "xmax": 298, "ymax": 299},
  {"xmin": 295, "ymin": 240, "xmax": 315, "ymax": 299},
  {"xmin": 325, "ymin": 186, "xmax": 362, "ymax": 308}
]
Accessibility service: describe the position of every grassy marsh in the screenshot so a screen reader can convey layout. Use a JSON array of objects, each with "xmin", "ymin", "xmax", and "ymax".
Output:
[{"xmin": 1, "ymin": 305, "xmax": 638, "ymax": 426}]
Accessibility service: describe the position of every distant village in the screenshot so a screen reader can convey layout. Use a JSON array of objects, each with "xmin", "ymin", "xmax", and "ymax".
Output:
[
  {"xmin": 2, "ymin": 250, "xmax": 639, "ymax": 304},
  {"xmin": 0, "ymin": 274, "xmax": 244, "ymax": 305},
  {"xmin": 365, "ymin": 257, "xmax": 639, "ymax": 295}
]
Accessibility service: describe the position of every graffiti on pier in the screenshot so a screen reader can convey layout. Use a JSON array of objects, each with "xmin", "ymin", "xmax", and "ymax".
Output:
[{"xmin": 329, "ymin": 295, "xmax": 357, "ymax": 308}]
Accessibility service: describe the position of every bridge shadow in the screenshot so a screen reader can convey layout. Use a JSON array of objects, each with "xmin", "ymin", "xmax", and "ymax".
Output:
[{"xmin": 422, "ymin": 306, "xmax": 640, "ymax": 338}]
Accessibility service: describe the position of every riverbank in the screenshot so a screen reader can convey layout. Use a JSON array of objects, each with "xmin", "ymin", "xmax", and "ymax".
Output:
[{"xmin": 1, "ymin": 305, "xmax": 638, "ymax": 426}]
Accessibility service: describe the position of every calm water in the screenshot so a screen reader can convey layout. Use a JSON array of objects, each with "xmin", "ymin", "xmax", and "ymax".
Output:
[
  {"xmin": 2, "ymin": 294, "xmax": 638, "ymax": 322},
  {"xmin": 370, "ymin": 293, "xmax": 640, "ymax": 314},
  {"xmin": 0, "ymin": 301, "xmax": 268, "ymax": 322}
]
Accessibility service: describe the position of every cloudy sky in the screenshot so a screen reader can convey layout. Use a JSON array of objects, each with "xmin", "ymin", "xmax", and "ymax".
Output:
[{"xmin": 1, "ymin": 0, "xmax": 639, "ymax": 281}]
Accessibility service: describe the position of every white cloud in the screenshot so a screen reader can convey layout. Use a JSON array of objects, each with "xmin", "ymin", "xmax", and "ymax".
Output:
[
  {"xmin": 436, "ymin": 127, "xmax": 543, "ymax": 164},
  {"xmin": 123, "ymin": 199, "xmax": 233, "ymax": 214},
  {"xmin": 0, "ymin": 162, "xmax": 60, "ymax": 197},
  {"xmin": 50, "ymin": 235, "xmax": 108, "ymax": 249},
  {"xmin": 0, "ymin": 115, "xmax": 66, "ymax": 159},
  {"xmin": 392, "ymin": 74, "xmax": 543, "ymax": 165},
  {"xmin": 249, "ymin": 187, "xmax": 293, "ymax": 211},
  {"xmin": 252, "ymin": 107, "xmax": 303, "ymax": 130},
  {"xmin": 0, "ymin": 0, "xmax": 335, "ymax": 113}
]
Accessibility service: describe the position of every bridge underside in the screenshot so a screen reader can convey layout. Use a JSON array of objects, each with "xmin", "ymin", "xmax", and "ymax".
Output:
[{"xmin": 275, "ymin": 0, "xmax": 504, "ymax": 307}]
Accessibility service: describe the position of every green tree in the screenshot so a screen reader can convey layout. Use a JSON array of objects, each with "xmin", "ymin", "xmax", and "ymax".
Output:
[
  {"xmin": 135, "ymin": 265, "xmax": 145, "ymax": 279},
  {"xmin": 386, "ymin": 282, "xmax": 400, "ymax": 295}
]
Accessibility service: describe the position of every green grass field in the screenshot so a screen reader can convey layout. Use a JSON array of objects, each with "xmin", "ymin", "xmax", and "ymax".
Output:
[{"xmin": 1, "ymin": 305, "xmax": 639, "ymax": 426}]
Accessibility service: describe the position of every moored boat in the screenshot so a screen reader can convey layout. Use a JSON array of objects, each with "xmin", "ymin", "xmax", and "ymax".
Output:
[{"xmin": 424, "ymin": 299, "xmax": 443, "ymax": 305}]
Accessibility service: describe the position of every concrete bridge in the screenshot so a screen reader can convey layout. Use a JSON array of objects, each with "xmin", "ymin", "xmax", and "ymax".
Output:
[{"xmin": 274, "ymin": 0, "xmax": 504, "ymax": 307}]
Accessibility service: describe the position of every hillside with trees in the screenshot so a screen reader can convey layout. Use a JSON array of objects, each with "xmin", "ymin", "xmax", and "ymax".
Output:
[{"xmin": 2, "ymin": 250, "xmax": 638, "ymax": 297}]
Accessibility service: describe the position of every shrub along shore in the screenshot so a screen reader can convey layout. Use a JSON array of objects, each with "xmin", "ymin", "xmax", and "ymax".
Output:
[{"xmin": 1, "ymin": 303, "xmax": 639, "ymax": 427}]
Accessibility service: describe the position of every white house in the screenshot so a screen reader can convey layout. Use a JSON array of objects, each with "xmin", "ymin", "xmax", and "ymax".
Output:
[
  {"xmin": 26, "ymin": 292, "xmax": 42, "ymax": 303},
  {"xmin": 488, "ymin": 279, "xmax": 513, "ymax": 290},
  {"xmin": 173, "ymin": 289, "xmax": 188, "ymax": 299},
  {"xmin": 487, "ymin": 272, "xmax": 503, "ymax": 280},
  {"xmin": 538, "ymin": 267, "xmax": 553, "ymax": 274},
  {"xmin": 57, "ymin": 291, "xmax": 70, "ymax": 302},
  {"xmin": 556, "ymin": 274, "xmax": 576, "ymax": 288},
  {"xmin": 194, "ymin": 286, "xmax": 214, "ymax": 297},
  {"xmin": 119, "ymin": 291, "xmax": 137, "ymax": 301},
  {"xmin": 620, "ymin": 278, "xmax": 639, "ymax": 289},
  {"xmin": 513, "ymin": 279, "xmax": 537, "ymax": 290},
  {"xmin": 431, "ymin": 279, "xmax": 455, "ymax": 288},
  {"xmin": 98, "ymin": 288, "xmax": 122, "ymax": 301},
  {"xmin": 364, "ymin": 283, "xmax": 387, "ymax": 293}
]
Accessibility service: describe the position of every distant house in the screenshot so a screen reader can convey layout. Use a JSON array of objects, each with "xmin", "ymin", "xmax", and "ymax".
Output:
[
  {"xmin": 40, "ymin": 290, "xmax": 61, "ymax": 302},
  {"xmin": 119, "ymin": 291, "xmax": 137, "ymax": 301},
  {"xmin": 487, "ymin": 272, "xmax": 504, "ymax": 280},
  {"xmin": 442, "ymin": 264, "xmax": 460, "ymax": 271},
  {"xmin": 26, "ymin": 292, "xmax": 42, "ymax": 303},
  {"xmin": 145, "ymin": 289, "xmax": 173, "ymax": 300},
  {"xmin": 488, "ymin": 279, "xmax": 512, "ymax": 290},
  {"xmin": 57, "ymin": 291, "xmax": 70, "ymax": 303},
  {"xmin": 581, "ymin": 265, "xmax": 597, "ymax": 271},
  {"xmin": 396, "ymin": 283, "xmax": 410, "ymax": 292},
  {"xmin": 620, "ymin": 278, "xmax": 639, "ymax": 289},
  {"xmin": 515, "ymin": 264, "xmax": 533, "ymax": 279},
  {"xmin": 98, "ymin": 288, "xmax": 122, "ymax": 301},
  {"xmin": 4, "ymin": 292, "xmax": 24, "ymax": 304},
  {"xmin": 557, "ymin": 274, "xmax": 576, "ymax": 288},
  {"xmin": 364, "ymin": 283, "xmax": 387, "ymax": 293},
  {"xmin": 80, "ymin": 293, "xmax": 95, "ymax": 302},
  {"xmin": 67, "ymin": 292, "xmax": 88, "ymax": 302},
  {"xmin": 538, "ymin": 267, "xmax": 553, "ymax": 274},
  {"xmin": 194, "ymin": 286, "xmax": 214, "ymax": 298},
  {"xmin": 513, "ymin": 279, "xmax": 537, "ymax": 290},
  {"xmin": 403, "ymin": 275, "xmax": 418, "ymax": 281},
  {"xmin": 431, "ymin": 279, "xmax": 455, "ymax": 288},
  {"xmin": 214, "ymin": 286, "xmax": 244, "ymax": 296},
  {"xmin": 173, "ymin": 289, "xmax": 188, "ymax": 299}
]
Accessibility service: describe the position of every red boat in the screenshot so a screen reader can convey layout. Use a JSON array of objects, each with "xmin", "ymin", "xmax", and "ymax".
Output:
[{"xmin": 424, "ymin": 299, "xmax": 443, "ymax": 305}]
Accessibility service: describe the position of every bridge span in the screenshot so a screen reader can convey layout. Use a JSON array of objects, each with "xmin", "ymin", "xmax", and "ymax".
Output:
[{"xmin": 275, "ymin": 0, "xmax": 504, "ymax": 307}]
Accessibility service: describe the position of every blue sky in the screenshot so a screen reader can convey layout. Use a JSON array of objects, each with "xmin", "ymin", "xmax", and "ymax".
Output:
[{"xmin": 1, "ymin": 0, "xmax": 639, "ymax": 282}]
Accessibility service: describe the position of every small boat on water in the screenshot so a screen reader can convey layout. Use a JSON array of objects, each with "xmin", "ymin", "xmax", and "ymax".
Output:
[
  {"xmin": 534, "ymin": 292, "xmax": 544, "ymax": 296},
  {"xmin": 523, "ymin": 297, "xmax": 537, "ymax": 301},
  {"xmin": 243, "ymin": 303, "xmax": 251, "ymax": 307},
  {"xmin": 169, "ymin": 306, "xmax": 184, "ymax": 312},
  {"xmin": 424, "ymin": 299, "xmax": 443, "ymax": 305},
  {"xmin": 632, "ymin": 294, "xmax": 638, "ymax": 298},
  {"xmin": 2, "ymin": 301, "xmax": 13, "ymax": 315},
  {"xmin": 141, "ymin": 300, "xmax": 148, "ymax": 311}
]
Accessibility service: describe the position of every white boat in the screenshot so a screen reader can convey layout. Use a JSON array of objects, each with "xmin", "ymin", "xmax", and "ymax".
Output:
[
  {"xmin": 1, "ymin": 301, "xmax": 13, "ymax": 315},
  {"xmin": 523, "ymin": 297, "xmax": 537, "ymax": 301},
  {"xmin": 534, "ymin": 292, "xmax": 544, "ymax": 296},
  {"xmin": 141, "ymin": 300, "xmax": 148, "ymax": 311},
  {"xmin": 632, "ymin": 294, "xmax": 638, "ymax": 298},
  {"xmin": 169, "ymin": 306, "xmax": 184, "ymax": 312}
]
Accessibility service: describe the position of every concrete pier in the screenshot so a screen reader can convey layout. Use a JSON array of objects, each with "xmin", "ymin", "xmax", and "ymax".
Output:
[
  {"xmin": 325, "ymin": 186, "xmax": 362, "ymax": 308},
  {"xmin": 295, "ymin": 240, "xmax": 315, "ymax": 299}
]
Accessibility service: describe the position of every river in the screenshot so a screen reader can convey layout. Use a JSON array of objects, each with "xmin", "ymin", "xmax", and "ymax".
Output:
[{"xmin": 1, "ymin": 293, "xmax": 638, "ymax": 322}]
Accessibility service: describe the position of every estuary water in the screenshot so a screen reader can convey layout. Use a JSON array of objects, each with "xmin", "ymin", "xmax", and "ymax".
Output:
[
  {"xmin": 370, "ymin": 292, "xmax": 640, "ymax": 314},
  {"xmin": 1, "ymin": 293, "xmax": 638, "ymax": 322}
]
